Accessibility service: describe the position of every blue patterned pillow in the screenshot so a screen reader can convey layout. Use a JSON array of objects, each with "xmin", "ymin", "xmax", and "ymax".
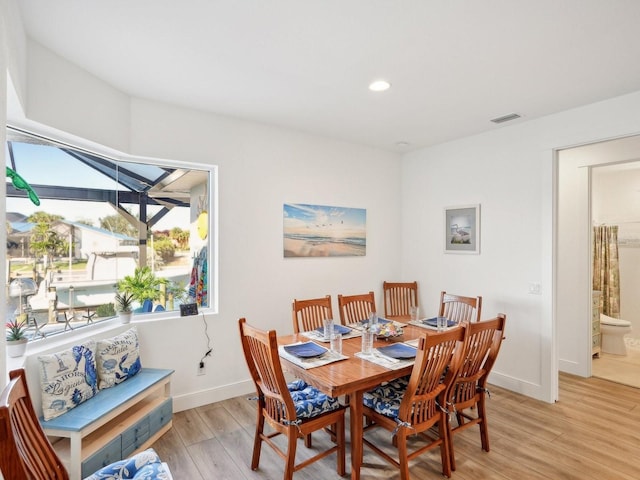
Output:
[
  {"xmin": 96, "ymin": 327, "xmax": 142, "ymax": 389},
  {"xmin": 38, "ymin": 341, "xmax": 98, "ymax": 421},
  {"xmin": 84, "ymin": 448, "xmax": 173, "ymax": 479},
  {"xmin": 287, "ymin": 380, "xmax": 341, "ymax": 419}
]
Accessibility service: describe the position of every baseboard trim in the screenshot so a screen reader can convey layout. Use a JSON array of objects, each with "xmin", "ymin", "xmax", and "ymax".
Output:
[
  {"xmin": 172, "ymin": 380, "xmax": 255, "ymax": 412},
  {"xmin": 488, "ymin": 371, "xmax": 549, "ymax": 403}
]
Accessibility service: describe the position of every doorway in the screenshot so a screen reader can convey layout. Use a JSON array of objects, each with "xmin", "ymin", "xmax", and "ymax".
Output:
[{"xmin": 558, "ymin": 135, "xmax": 640, "ymax": 388}]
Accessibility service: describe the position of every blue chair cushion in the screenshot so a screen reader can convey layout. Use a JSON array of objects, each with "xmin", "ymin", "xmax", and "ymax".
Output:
[
  {"xmin": 362, "ymin": 375, "xmax": 410, "ymax": 420},
  {"xmin": 83, "ymin": 448, "xmax": 172, "ymax": 479},
  {"xmin": 286, "ymin": 380, "xmax": 341, "ymax": 420}
]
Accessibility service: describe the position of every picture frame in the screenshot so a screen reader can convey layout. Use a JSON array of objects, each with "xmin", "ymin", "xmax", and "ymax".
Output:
[
  {"xmin": 444, "ymin": 204, "xmax": 480, "ymax": 254},
  {"xmin": 283, "ymin": 203, "xmax": 366, "ymax": 257}
]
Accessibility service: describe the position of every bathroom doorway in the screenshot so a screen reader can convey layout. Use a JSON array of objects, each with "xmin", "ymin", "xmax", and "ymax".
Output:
[
  {"xmin": 557, "ymin": 134, "xmax": 640, "ymax": 388},
  {"xmin": 591, "ymin": 159, "xmax": 640, "ymax": 388}
]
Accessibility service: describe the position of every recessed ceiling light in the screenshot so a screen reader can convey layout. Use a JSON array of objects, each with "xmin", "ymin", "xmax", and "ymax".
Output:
[
  {"xmin": 369, "ymin": 80, "xmax": 391, "ymax": 92},
  {"xmin": 395, "ymin": 141, "xmax": 410, "ymax": 148}
]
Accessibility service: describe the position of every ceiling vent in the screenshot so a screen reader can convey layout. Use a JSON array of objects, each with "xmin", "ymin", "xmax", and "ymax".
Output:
[{"xmin": 490, "ymin": 113, "xmax": 521, "ymax": 124}]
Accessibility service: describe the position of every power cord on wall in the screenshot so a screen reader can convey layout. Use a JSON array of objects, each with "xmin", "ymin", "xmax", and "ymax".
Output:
[{"xmin": 199, "ymin": 312, "xmax": 213, "ymax": 369}]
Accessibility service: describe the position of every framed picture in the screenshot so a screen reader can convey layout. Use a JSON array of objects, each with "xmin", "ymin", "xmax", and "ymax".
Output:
[
  {"xmin": 283, "ymin": 203, "xmax": 366, "ymax": 257},
  {"xmin": 444, "ymin": 204, "xmax": 480, "ymax": 254}
]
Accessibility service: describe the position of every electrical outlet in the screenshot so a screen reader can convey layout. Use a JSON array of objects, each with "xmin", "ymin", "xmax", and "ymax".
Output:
[{"xmin": 197, "ymin": 363, "xmax": 206, "ymax": 376}]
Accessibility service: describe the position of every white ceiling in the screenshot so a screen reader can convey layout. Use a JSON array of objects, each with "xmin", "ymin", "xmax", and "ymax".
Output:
[{"xmin": 15, "ymin": 0, "xmax": 640, "ymax": 152}]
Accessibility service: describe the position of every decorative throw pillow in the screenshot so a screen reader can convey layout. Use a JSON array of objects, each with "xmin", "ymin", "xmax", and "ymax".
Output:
[
  {"xmin": 38, "ymin": 341, "xmax": 98, "ymax": 421},
  {"xmin": 96, "ymin": 327, "xmax": 142, "ymax": 389}
]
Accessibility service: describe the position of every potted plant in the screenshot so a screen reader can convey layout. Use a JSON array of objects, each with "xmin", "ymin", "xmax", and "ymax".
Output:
[
  {"xmin": 114, "ymin": 291, "xmax": 135, "ymax": 324},
  {"xmin": 117, "ymin": 267, "xmax": 164, "ymax": 312},
  {"xmin": 6, "ymin": 318, "xmax": 28, "ymax": 357}
]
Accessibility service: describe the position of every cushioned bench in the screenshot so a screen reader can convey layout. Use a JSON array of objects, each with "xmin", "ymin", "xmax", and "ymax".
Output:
[{"xmin": 40, "ymin": 368, "xmax": 174, "ymax": 480}]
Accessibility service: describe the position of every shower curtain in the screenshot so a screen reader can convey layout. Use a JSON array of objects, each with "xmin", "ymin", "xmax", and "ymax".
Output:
[{"xmin": 592, "ymin": 225, "xmax": 620, "ymax": 317}]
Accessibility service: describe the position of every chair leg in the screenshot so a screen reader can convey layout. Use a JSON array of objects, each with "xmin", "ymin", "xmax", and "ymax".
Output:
[
  {"xmin": 336, "ymin": 416, "xmax": 346, "ymax": 476},
  {"xmin": 397, "ymin": 432, "xmax": 410, "ymax": 480},
  {"xmin": 251, "ymin": 413, "xmax": 265, "ymax": 470},
  {"xmin": 284, "ymin": 427, "xmax": 298, "ymax": 480},
  {"xmin": 478, "ymin": 396, "xmax": 490, "ymax": 452},
  {"xmin": 447, "ymin": 418, "xmax": 457, "ymax": 472},
  {"xmin": 304, "ymin": 433, "xmax": 312, "ymax": 448},
  {"xmin": 439, "ymin": 418, "xmax": 452, "ymax": 478}
]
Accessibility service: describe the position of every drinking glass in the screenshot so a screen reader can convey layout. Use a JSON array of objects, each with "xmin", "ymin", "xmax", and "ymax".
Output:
[
  {"xmin": 323, "ymin": 318, "xmax": 334, "ymax": 341},
  {"xmin": 437, "ymin": 316, "xmax": 448, "ymax": 332},
  {"xmin": 330, "ymin": 333, "xmax": 343, "ymax": 355},
  {"xmin": 410, "ymin": 305, "xmax": 419, "ymax": 322},
  {"xmin": 369, "ymin": 311, "xmax": 378, "ymax": 332},
  {"xmin": 361, "ymin": 330, "xmax": 374, "ymax": 355}
]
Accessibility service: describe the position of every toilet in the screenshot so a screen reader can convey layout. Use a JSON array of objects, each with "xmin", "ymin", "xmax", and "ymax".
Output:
[{"xmin": 600, "ymin": 313, "xmax": 632, "ymax": 355}]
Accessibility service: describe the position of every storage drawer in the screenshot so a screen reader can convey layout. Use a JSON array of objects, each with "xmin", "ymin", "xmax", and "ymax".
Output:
[
  {"xmin": 149, "ymin": 397, "xmax": 173, "ymax": 433},
  {"xmin": 592, "ymin": 321, "xmax": 600, "ymax": 335},
  {"xmin": 122, "ymin": 416, "xmax": 151, "ymax": 457},
  {"xmin": 82, "ymin": 435, "xmax": 121, "ymax": 478}
]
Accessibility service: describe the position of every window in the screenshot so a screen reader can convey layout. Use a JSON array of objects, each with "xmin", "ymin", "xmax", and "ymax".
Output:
[{"xmin": 5, "ymin": 127, "xmax": 215, "ymax": 340}]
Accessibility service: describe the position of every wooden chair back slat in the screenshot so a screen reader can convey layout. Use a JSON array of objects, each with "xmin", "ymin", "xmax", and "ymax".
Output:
[
  {"xmin": 292, "ymin": 295, "xmax": 333, "ymax": 333},
  {"xmin": 240, "ymin": 320, "xmax": 295, "ymax": 425},
  {"xmin": 447, "ymin": 314, "xmax": 507, "ymax": 471},
  {"xmin": 0, "ymin": 369, "xmax": 69, "ymax": 480},
  {"xmin": 439, "ymin": 291, "xmax": 482, "ymax": 323},
  {"xmin": 337, "ymin": 292, "xmax": 376, "ymax": 325},
  {"xmin": 238, "ymin": 317, "xmax": 347, "ymax": 478},
  {"xmin": 383, "ymin": 281, "xmax": 418, "ymax": 317},
  {"xmin": 400, "ymin": 326, "xmax": 468, "ymax": 428}
]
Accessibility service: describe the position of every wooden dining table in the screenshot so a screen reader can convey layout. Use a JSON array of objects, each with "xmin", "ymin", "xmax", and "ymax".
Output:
[{"xmin": 278, "ymin": 317, "xmax": 429, "ymax": 480}]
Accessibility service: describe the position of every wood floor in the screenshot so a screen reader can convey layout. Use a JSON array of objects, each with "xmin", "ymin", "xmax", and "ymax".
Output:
[
  {"xmin": 592, "ymin": 341, "xmax": 640, "ymax": 389},
  {"xmin": 151, "ymin": 373, "xmax": 640, "ymax": 479}
]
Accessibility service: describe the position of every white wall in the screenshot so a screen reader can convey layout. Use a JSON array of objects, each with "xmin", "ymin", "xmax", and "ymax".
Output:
[
  {"xmin": 3, "ymin": 38, "xmax": 403, "ymax": 410},
  {"xmin": 403, "ymin": 92, "xmax": 640, "ymax": 401}
]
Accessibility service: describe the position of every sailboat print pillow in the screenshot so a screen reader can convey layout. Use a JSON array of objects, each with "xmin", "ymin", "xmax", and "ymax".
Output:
[{"xmin": 38, "ymin": 341, "xmax": 98, "ymax": 421}]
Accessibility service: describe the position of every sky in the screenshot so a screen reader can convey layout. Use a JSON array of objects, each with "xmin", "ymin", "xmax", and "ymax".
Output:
[
  {"xmin": 283, "ymin": 203, "xmax": 366, "ymax": 238},
  {"xmin": 6, "ymin": 141, "xmax": 190, "ymax": 231}
]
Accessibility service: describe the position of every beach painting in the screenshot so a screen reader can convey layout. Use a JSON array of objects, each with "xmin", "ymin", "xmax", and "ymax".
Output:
[{"xmin": 283, "ymin": 203, "xmax": 366, "ymax": 257}]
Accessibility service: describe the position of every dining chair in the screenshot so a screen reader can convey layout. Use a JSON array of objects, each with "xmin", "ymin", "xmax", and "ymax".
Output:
[
  {"xmin": 291, "ymin": 295, "xmax": 333, "ymax": 333},
  {"xmin": 439, "ymin": 290, "xmax": 482, "ymax": 323},
  {"xmin": 447, "ymin": 313, "xmax": 506, "ymax": 471},
  {"xmin": 238, "ymin": 318, "xmax": 346, "ymax": 480},
  {"xmin": 362, "ymin": 325, "xmax": 468, "ymax": 479},
  {"xmin": 0, "ymin": 369, "xmax": 172, "ymax": 480},
  {"xmin": 383, "ymin": 281, "xmax": 418, "ymax": 318},
  {"xmin": 337, "ymin": 291, "xmax": 376, "ymax": 325}
]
